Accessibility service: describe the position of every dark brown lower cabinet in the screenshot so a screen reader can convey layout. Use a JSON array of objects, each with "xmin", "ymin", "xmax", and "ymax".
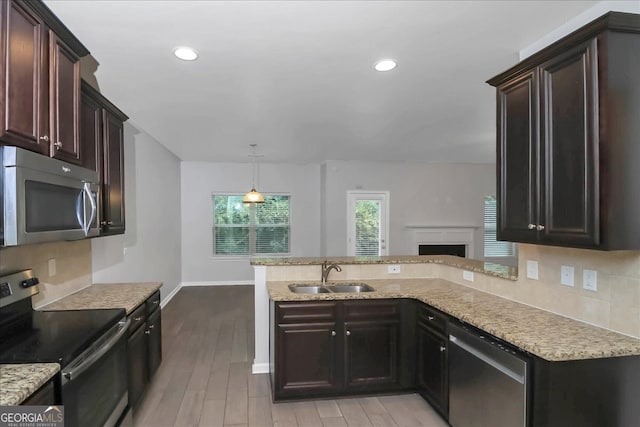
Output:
[
  {"xmin": 272, "ymin": 299, "xmax": 403, "ymax": 400},
  {"xmin": 416, "ymin": 303, "xmax": 449, "ymax": 418},
  {"xmin": 126, "ymin": 291, "xmax": 162, "ymax": 409},
  {"xmin": 416, "ymin": 321, "xmax": 448, "ymax": 417},
  {"xmin": 127, "ymin": 321, "xmax": 148, "ymax": 408},
  {"xmin": 146, "ymin": 307, "xmax": 162, "ymax": 379}
]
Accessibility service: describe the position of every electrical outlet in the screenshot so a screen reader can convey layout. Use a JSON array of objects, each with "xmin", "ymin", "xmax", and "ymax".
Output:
[
  {"xmin": 387, "ymin": 265, "xmax": 401, "ymax": 274},
  {"xmin": 463, "ymin": 270, "xmax": 474, "ymax": 282},
  {"xmin": 526, "ymin": 260, "xmax": 539, "ymax": 280},
  {"xmin": 561, "ymin": 265, "xmax": 575, "ymax": 287},
  {"xmin": 583, "ymin": 269, "xmax": 598, "ymax": 291},
  {"xmin": 48, "ymin": 259, "xmax": 56, "ymax": 277}
]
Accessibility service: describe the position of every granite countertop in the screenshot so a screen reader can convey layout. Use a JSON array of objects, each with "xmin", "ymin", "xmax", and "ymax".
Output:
[
  {"xmin": 42, "ymin": 282, "xmax": 162, "ymax": 314},
  {"xmin": 269, "ymin": 279, "xmax": 640, "ymax": 362},
  {"xmin": 0, "ymin": 363, "xmax": 60, "ymax": 406},
  {"xmin": 251, "ymin": 255, "xmax": 518, "ymax": 281}
]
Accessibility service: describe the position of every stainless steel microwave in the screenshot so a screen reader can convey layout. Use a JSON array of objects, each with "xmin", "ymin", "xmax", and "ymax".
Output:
[{"xmin": 1, "ymin": 146, "xmax": 100, "ymax": 246}]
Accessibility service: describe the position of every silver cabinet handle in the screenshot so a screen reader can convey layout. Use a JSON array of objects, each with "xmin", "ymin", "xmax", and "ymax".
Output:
[
  {"xmin": 39, "ymin": 135, "xmax": 49, "ymax": 142},
  {"xmin": 101, "ymin": 221, "xmax": 114, "ymax": 225},
  {"xmin": 440, "ymin": 346, "xmax": 446, "ymax": 352},
  {"xmin": 148, "ymin": 325, "xmax": 154, "ymax": 329},
  {"xmin": 537, "ymin": 224, "xmax": 545, "ymax": 231},
  {"xmin": 331, "ymin": 330, "xmax": 336, "ymax": 336},
  {"xmin": 54, "ymin": 141, "xmax": 62, "ymax": 149},
  {"xmin": 428, "ymin": 316, "xmax": 435, "ymax": 321},
  {"xmin": 133, "ymin": 316, "xmax": 142, "ymax": 321},
  {"xmin": 346, "ymin": 330, "xmax": 351, "ymax": 336},
  {"xmin": 144, "ymin": 330, "xmax": 151, "ymax": 335},
  {"xmin": 152, "ymin": 301, "xmax": 160, "ymax": 305},
  {"xmin": 528, "ymin": 224, "xmax": 535, "ymax": 230}
]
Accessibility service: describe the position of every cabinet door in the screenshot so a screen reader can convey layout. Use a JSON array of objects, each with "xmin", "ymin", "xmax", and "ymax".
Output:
[
  {"xmin": 48, "ymin": 31, "xmax": 81, "ymax": 164},
  {"xmin": 417, "ymin": 322, "xmax": 448, "ymax": 416},
  {"xmin": 146, "ymin": 308, "xmax": 162, "ymax": 380},
  {"xmin": 275, "ymin": 322, "xmax": 340, "ymax": 397},
  {"xmin": 79, "ymin": 85, "xmax": 102, "ymax": 172},
  {"xmin": 102, "ymin": 110, "xmax": 125, "ymax": 234},
  {"xmin": 0, "ymin": 0, "xmax": 48, "ymax": 153},
  {"xmin": 496, "ymin": 70, "xmax": 539, "ymax": 242},
  {"xmin": 344, "ymin": 319, "xmax": 399, "ymax": 390},
  {"xmin": 127, "ymin": 323, "xmax": 148, "ymax": 409},
  {"xmin": 539, "ymin": 39, "xmax": 599, "ymax": 246}
]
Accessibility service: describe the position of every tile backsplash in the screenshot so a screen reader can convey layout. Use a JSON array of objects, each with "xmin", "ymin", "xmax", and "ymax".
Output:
[
  {"xmin": 442, "ymin": 244, "xmax": 640, "ymax": 338},
  {"xmin": 0, "ymin": 240, "xmax": 92, "ymax": 307}
]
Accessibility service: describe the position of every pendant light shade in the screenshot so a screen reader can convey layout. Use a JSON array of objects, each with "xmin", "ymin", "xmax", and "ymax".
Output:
[
  {"xmin": 243, "ymin": 189, "xmax": 265, "ymax": 203},
  {"xmin": 244, "ymin": 144, "xmax": 265, "ymax": 204}
]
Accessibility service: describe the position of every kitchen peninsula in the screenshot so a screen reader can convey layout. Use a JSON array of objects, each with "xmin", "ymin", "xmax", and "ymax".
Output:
[{"xmin": 252, "ymin": 255, "xmax": 640, "ymax": 426}]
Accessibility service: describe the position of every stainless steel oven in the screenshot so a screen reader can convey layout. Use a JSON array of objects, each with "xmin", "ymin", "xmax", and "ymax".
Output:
[
  {"xmin": 61, "ymin": 317, "xmax": 130, "ymax": 427},
  {"xmin": 0, "ymin": 270, "xmax": 131, "ymax": 427},
  {"xmin": 1, "ymin": 146, "xmax": 100, "ymax": 246}
]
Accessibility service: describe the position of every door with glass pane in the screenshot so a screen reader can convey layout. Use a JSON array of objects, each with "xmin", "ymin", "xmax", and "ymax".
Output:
[{"xmin": 347, "ymin": 192, "xmax": 389, "ymax": 256}]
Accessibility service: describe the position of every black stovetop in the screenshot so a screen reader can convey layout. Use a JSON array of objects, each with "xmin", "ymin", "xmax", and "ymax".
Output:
[{"xmin": 0, "ymin": 304, "xmax": 125, "ymax": 367}]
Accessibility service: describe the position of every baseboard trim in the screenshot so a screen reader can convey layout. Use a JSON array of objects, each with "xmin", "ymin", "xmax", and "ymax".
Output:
[
  {"xmin": 181, "ymin": 280, "xmax": 255, "ymax": 287},
  {"xmin": 160, "ymin": 284, "xmax": 182, "ymax": 309},
  {"xmin": 252, "ymin": 362, "xmax": 270, "ymax": 374}
]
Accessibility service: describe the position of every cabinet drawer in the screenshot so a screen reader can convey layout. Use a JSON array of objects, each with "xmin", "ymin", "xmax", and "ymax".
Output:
[
  {"xmin": 343, "ymin": 300, "xmax": 398, "ymax": 321},
  {"xmin": 418, "ymin": 304, "xmax": 448, "ymax": 335},
  {"xmin": 277, "ymin": 301, "xmax": 337, "ymax": 324},
  {"xmin": 128, "ymin": 304, "xmax": 147, "ymax": 335},
  {"xmin": 145, "ymin": 291, "xmax": 161, "ymax": 314}
]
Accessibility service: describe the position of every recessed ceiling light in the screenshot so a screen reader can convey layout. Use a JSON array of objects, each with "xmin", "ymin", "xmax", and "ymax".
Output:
[
  {"xmin": 374, "ymin": 59, "xmax": 397, "ymax": 72},
  {"xmin": 173, "ymin": 46, "xmax": 199, "ymax": 61}
]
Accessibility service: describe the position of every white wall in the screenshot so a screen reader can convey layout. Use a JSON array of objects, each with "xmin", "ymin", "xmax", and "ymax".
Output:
[
  {"xmin": 322, "ymin": 161, "xmax": 495, "ymax": 258},
  {"xmin": 180, "ymin": 161, "xmax": 322, "ymax": 283},
  {"xmin": 92, "ymin": 122, "xmax": 182, "ymax": 301}
]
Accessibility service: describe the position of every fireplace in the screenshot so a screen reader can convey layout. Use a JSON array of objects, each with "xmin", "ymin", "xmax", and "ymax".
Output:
[
  {"xmin": 407, "ymin": 226, "xmax": 476, "ymax": 258},
  {"xmin": 419, "ymin": 244, "xmax": 466, "ymax": 258}
]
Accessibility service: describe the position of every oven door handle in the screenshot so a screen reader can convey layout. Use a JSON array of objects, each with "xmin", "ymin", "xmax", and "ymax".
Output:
[{"xmin": 62, "ymin": 319, "xmax": 130, "ymax": 382}]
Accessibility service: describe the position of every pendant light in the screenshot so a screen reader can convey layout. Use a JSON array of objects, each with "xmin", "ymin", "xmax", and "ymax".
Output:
[{"xmin": 243, "ymin": 144, "xmax": 265, "ymax": 203}]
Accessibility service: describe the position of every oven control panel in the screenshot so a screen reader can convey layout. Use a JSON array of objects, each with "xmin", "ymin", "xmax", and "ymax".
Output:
[
  {"xmin": 0, "ymin": 270, "xmax": 40, "ymax": 308},
  {"xmin": 0, "ymin": 282, "xmax": 11, "ymax": 299}
]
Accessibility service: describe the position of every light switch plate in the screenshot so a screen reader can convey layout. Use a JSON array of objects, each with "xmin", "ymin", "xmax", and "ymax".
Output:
[
  {"xmin": 561, "ymin": 265, "xmax": 575, "ymax": 287},
  {"xmin": 583, "ymin": 269, "xmax": 598, "ymax": 291},
  {"xmin": 387, "ymin": 265, "xmax": 401, "ymax": 274},
  {"xmin": 463, "ymin": 270, "xmax": 474, "ymax": 282},
  {"xmin": 526, "ymin": 260, "xmax": 539, "ymax": 280}
]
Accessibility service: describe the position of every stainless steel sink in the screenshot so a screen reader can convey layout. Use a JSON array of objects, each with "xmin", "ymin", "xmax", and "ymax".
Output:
[
  {"xmin": 327, "ymin": 283, "xmax": 375, "ymax": 293},
  {"xmin": 288, "ymin": 284, "xmax": 331, "ymax": 294},
  {"xmin": 288, "ymin": 283, "xmax": 375, "ymax": 294}
]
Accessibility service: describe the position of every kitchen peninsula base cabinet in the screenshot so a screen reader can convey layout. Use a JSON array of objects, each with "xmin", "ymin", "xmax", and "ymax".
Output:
[
  {"xmin": 416, "ymin": 303, "xmax": 449, "ymax": 418},
  {"xmin": 270, "ymin": 299, "xmax": 415, "ymax": 401},
  {"xmin": 531, "ymin": 355, "xmax": 640, "ymax": 427},
  {"xmin": 127, "ymin": 291, "xmax": 162, "ymax": 409}
]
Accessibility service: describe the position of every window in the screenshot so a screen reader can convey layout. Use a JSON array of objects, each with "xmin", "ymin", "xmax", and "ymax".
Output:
[
  {"xmin": 484, "ymin": 196, "xmax": 515, "ymax": 258},
  {"xmin": 213, "ymin": 195, "xmax": 290, "ymax": 255}
]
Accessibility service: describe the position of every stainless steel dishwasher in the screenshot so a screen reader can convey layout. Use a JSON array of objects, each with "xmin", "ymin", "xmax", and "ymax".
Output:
[{"xmin": 448, "ymin": 322, "xmax": 530, "ymax": 427}]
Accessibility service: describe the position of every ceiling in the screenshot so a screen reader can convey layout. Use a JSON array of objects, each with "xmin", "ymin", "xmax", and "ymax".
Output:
[{"xmin": 44, "ymin": 0, "xmax": 600, "ymax": 164}]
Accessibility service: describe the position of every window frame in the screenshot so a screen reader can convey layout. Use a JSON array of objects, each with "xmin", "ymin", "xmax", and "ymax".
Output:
[
  {"xmin": 212, "ymin": 192, "xmax": 292, "ymax": 258},
  {"xmin": 483, "ymin": 195, "xmax": 517, "ymax": 260}
]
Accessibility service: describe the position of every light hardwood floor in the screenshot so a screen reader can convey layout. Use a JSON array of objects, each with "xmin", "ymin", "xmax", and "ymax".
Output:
[{"xmin": 132, "ymin": 286, "xmax": 448, "ymax": 427}]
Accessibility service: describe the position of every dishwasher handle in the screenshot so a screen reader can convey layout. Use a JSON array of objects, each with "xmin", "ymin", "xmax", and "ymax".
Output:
[{"xmin": 450, "ymin": 334, "xmax": 526, "ymax": 384}]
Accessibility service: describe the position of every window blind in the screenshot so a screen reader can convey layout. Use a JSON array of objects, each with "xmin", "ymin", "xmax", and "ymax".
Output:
[{"xmin": 484, "ymin": 196, "xmax": 514, "ymax": 257}]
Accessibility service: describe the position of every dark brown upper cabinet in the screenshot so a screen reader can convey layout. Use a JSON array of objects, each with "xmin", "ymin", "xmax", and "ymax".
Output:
[
  {"xmin": 1, "ymin": 0, "xmax": 88, "ymax": 162},
  {"xmin": 80, "ymin": 81, "xmax": 128, "ymax": 236},
  {"xmin": 488, "ymin": 12, "xmax": 640, "ymax": 250}
]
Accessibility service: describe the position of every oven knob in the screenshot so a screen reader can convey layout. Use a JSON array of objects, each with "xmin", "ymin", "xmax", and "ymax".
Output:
[{"xmin": 20, "ymin": 277, "xmax": 40, "ymax": 288}]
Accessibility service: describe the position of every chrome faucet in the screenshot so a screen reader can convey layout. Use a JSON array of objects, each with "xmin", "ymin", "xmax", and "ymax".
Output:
[{"xmin": 321, "ymin": 261, "xmax": 342, "ymax": 285}]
